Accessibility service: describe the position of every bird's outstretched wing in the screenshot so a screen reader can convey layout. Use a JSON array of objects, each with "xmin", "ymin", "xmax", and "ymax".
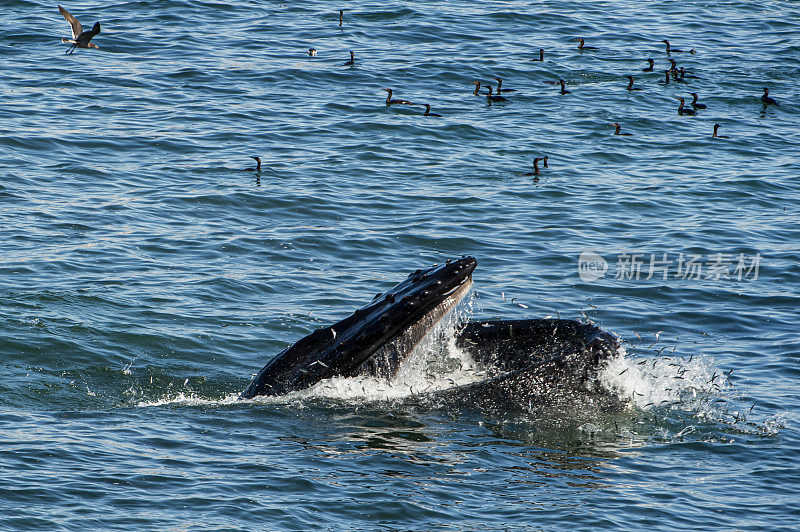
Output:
[{"xmin": 58, "ymin": 5, "xmax": 82, "ymax": 39}]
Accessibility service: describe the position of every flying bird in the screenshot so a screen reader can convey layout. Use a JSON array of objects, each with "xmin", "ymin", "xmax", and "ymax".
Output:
[{"xmin": 58, "ymin": 5, "xmax": 101, "ymax": 54}]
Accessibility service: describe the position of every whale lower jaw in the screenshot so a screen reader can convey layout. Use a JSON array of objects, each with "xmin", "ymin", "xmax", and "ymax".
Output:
[
  {"xmin": 240, "ymin": 257, "xmax": 478, "ymax": 399},
  {"xmin": 349, "ymin": 279, "xmax": 473, "ymax": 379}
]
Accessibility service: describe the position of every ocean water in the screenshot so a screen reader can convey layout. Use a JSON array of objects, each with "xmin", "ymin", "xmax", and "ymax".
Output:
[{"xmin": 1, "ymin": 0, "xmax": 799, "ymax": 529}]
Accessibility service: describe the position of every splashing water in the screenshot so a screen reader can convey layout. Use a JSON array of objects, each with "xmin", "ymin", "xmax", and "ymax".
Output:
[
  {"xmin": 598, "ymin": 345, "xmax": 786, "ymax": 442},
  {"xmin": 135, "ymin": 301, "xmax": 779, "ymax": 444},
  {"xmin": 137, "ymin": 392, "xmax": 242, "ymax": 408},
  {"xmin": 600, "ymin": 347, "xmax": 729, "ymax": 411}
]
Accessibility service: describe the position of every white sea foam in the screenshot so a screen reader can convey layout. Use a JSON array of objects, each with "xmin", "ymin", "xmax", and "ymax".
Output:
[
  {"xmin": 600, "ymin": 346, "xmax": 729, "ymax": 411},
  {"xmin": 137, "ymin": 392, "xmax": 242, "ymax": 408}
]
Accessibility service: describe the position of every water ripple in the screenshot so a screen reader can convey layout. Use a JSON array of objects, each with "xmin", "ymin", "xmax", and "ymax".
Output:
[{"xmin": 1, "ymin": 0, "xmax": 799, "ymax": 529}]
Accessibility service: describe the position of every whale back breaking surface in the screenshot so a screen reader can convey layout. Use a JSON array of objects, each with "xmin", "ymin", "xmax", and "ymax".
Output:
[
  {"xmin": 439, "ymin": 318, "xmax": 622, "ymax": 410},
  {"xmin": 455, "ymin": 318, "xmax": 617, "ymax": 372},
  {"xmin": 240, "ymin": 257, "xmax": 477, "ymax": 398}
]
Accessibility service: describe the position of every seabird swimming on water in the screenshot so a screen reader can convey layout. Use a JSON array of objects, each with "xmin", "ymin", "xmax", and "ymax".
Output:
[
  {"xmin": 485, "ymin": 85, "xmax": 506, "ymax": 102},
  {"xmin": 523, "ymin": 157, "xmax": 542, "ymax": 177},
  {"xmin": 558, "ymin": 79, "xmax": 570, "ymax": 94},
  {"xmin": 493, "ymin": 77, "xmax": 516, "ymax": 93},
  {"xmin": 574, "ymin": 37, "xmax": 597, "ymax": 50},
  {"xmin": 530, "ymin": 48, "xmax": 544, "ymax": 62},
  {"xmin": 712, "ymin": 124, "xmax": 729, "ymax": 139},
  {"xmin": 471, "ymin": 81, "xmax": 482, "ymax": 96},
  {"xmin": 661, "ymin": 40, "xmax": 695, "ymax": 54},
  {"xmin": 689, "ymin": 92, "xmax": 706, "ymax": 109},
  {"xmin": 421, "ymin": 104, "xmax": 442, "ymax": 117},
  {"xmin": 344, "ymin": 50, "xmax": 355, "ymax": 66},
  {"xmin": 676, "ymin": 97, "xmax": 697, "ymax": 115},
  {"xmin": 668, "ymin": 58, "xmax": 678, "ymax": 77},
  {"xmin": 383, "ymin": 88, "xmax": 414, "ymax": 106},
  {"xmin": 625, "ymin": 75, "xmax": 641, "ymax": 91},
  {"xmin": 339, "ymin": 9, "xmax": 344, "ymax": 27},
  {"xmin": 642, "ymin": 58, "xmax": 655, "ymax": 72},
  {"xmin": 611, "ymin": 123, "xmax": 632, "ymax": 135},
  {"xmin": 308, "ymin": 48, "xmax": 317, "ymax": 57},
  {"xmin": 760, "ymin": 87, "xmax": 778, "ymax": 106},
  {"xmin": 243, "ymin": 156, "xmax": 262, "ymax": 172},
  {"xmin": 58, "ymin": 5, "xmax": 100, "ymax": 54}
]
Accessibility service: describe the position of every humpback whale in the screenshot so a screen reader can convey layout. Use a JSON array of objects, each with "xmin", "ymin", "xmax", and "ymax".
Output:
[{"xmin": 241, "ymin": 257, "xmax": 620, "ymax": 408}]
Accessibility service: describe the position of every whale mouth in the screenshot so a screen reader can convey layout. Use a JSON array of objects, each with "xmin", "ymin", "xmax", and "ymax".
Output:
[
  {"xmin": 240, "ymin": 257, "xmax": 477, "ymax": 399},
  {"xmin": 349, "ymin": 275, "xmax": 474, "ymax": 380}
]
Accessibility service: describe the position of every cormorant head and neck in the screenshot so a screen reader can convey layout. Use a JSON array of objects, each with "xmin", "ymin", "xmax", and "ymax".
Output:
[
  {"xmin": 244, "ymin": 156, "xmax": 262, "ymax": 173},
  {"xmin": 676, "ymin": 97, "xmax": 695, "ymax": 114},
  {"xmin": 422, "ymin": 104, "xmax": 442, "ymax": 117}
]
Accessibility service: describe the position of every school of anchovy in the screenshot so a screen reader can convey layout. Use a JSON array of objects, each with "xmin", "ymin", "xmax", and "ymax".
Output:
[
  {"xmin": 57, "ymin": 6, "xmax": 780, "ymax": 182},
  {"xmin": 57, "ymin": 7, "xmax": 769, "ymax": 426}
]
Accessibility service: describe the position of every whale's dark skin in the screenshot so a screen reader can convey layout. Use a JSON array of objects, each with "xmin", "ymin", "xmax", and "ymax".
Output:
[
  {"xmin": 436, "ymin": 318, "xmax": 621, "ymax": 410},
  {"xmin": 241, "ymin": 257, "xmax": 620, "ymax": 407}
]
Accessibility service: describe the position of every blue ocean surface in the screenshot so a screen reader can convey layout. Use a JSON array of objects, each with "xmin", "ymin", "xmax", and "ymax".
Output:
[{"xmin": 1, "ymin": 0, "xmax": 799, "ymax": 529}]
